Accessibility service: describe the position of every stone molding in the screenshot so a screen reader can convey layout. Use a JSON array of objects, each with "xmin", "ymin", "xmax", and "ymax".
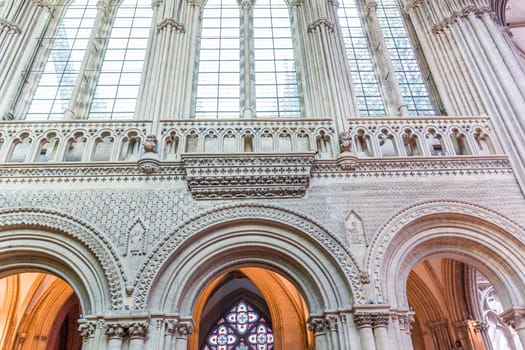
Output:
[
  {"xmin": 308, "ymin": 18, "xmax": 335, "ymax": 33},
  {"xmin": 181, "ymin": 152, "xmax": 316, "ymax": 199},
  {"xmin": 0, "ymin": 19, "xmax": 20, "ymax": 34},
  {"xmin": 0, "ymin": 208, "xmax": 126, "ymax": 310},
  {"xmin": 367, "ymin": 200, "xmax": 525, "ymax": 303},
  {"xmin": 353, "ymin": 310, "xmax": 390, "ymax": 328},
  {"xmin": 133, "ymin": 203, "xmax": 365, "ymax": 308},
  {"xmin": 157, "ymin": 18, "xmax": 185, "ymax": 33}
]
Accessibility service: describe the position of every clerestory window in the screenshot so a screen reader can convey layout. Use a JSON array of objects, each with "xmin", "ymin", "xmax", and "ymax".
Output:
[
  {"xmin": 23, "ymin": 0, "xmax": 152, "ymax": 120},
  {"xmin": 194, "ymin": 0, "xmax": 302, "ymax": 119}
]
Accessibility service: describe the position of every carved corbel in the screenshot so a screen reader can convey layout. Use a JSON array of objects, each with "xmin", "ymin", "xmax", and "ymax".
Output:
[{"xmin": 138, "ymin": 135, "xmax": 160, "ymax": 174}]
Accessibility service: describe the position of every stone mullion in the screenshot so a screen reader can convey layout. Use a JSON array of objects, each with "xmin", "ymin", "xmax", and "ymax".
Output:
[
  {"xmin": 66, "ymin": 1, "xmax": 114, "ymax": 119},
  {"xmin": 180, "ymin": 4, "xmax": 200, "ymax": 118},
  {"xmin": 305, "ymin": 22, "xmax": 326, "ymax": 118},
  {"xmin": 329, "ymin": 2, "xmax": 360, "ymax": 119},
  {"xmin": 240, "ymin": 0, "xmax": 254, "ymax": 118},
  {"xmin": 290, "ymin": 1, "xmax": 314, "ymax": 118},
  {"xmin": 360, "ymin": 0, "xmax": 408, "ymax": 116},
  {"xmin": 0, "ymin": 1, "xmax": 50, "ymax": 119}
]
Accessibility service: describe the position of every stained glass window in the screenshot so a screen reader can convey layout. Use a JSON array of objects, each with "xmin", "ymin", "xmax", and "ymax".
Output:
[
  {"xmin": 25, "ymin": 0, "xmax": 98, "ymax": 120},
  {"xmin": 207, "ymin": 301, "xmax": 274, "ymax": 350}
]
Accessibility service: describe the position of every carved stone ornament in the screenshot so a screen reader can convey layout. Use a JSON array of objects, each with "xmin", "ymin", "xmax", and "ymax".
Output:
[
  {"xmin": 308, "ymin": 318, "xmax": 330, "ymax": 334},
  {"xmin": 338, "ymin": 131, "xmax": 352, "ymax": 153},
  {"xmin": 0, "ymin": 19, "xmax": 20, "ymax": 34},
  {"xmin": 500, "ymin": 307, "xmax": 525, "ymax": 329},
  {"xmin": 138, "ymin": 135, "xmax": 161, "ymax": 174},
  {"xmin": 181, "ymin": 153, "xmax": 316, "ymax": 199},
  {"xmin": 78, "ymin": 322, "xmax": 97, "ymax": 341},
  {"xmin": 345, "ymin": 211, "xmax": 368, "ymax": 245},
  {"xmin": 105, "ymin": 322, "xmax": 128, "ymax": 339},
  {"xmin": 308, "ymin": 18, "xmax": 335, "ymax": 33},
  {"xmin": 0, "ymin": 209, "xmax": 125, "ymax": 310},
  {"xmin": 177, "ymin": 322, "xmax": 194, "ymax": 338},
  {"xmin": 128, "ymin": 322, "xmax": 149, "ymax": 338},
  {"xmin": 157, "ymin": 18, "xmax": 185, "ymax": 33},
  {"xmin": 353, "ymin": 312, "xmax": 390, "ymax": 328}
]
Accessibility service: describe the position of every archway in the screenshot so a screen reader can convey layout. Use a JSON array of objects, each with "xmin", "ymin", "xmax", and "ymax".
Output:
[
  {"xmin": 144, "ymin": 205, "xmax": 361, "ymax": 350},
  {"xmin": 368, "ymin": 201, "xmax": 525, "ymax": 349},
  {"xmin": 408, "ymin": 258, "xmax": 523, "ymax": 350},
  {"xmin": 0, "ymin": 272, "xmax": 82, "ymax": 350},
  {"xmin": 191, "ymin": 267, "xmax": 313, "ymax": 350}
]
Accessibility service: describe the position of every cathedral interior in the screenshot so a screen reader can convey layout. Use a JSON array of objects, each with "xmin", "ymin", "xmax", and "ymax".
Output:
[{"xmin": 0, "ymin": 0, "xmax": 525, "ymax": 348}]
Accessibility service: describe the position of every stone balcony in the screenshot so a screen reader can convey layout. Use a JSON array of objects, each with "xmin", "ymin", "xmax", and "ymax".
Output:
[{"xmin": 0, "ymin": 116, "xmax": 512, "ymax": 198}]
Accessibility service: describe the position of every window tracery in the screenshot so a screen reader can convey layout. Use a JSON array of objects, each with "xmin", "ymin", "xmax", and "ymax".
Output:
[{"xmin": 206, "ymin": 300, "xmax": 274, "ymax": 350}]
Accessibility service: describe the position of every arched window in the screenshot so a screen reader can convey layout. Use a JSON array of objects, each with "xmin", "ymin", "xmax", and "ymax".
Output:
[
  {"xmin": 25, "ymin": 0, "xmax": 98, "ymax": 120},
  {"xmin": 24, "ymin": 0, "xmax": 152, "ymax": 120},
  {"xmin": 206, "ymin": 300, "xmax": 274, "ymax": 350},
  {"xmin": 195, "ymin": 0, "xmax": 301, "ymax": 118},
  {"xmin": 338, "ymin": 0, "xmax": 386, "ymax": 116},
  {"xmin": 89, "ymin": 0, "xmax": 153, "ymax": 119}
]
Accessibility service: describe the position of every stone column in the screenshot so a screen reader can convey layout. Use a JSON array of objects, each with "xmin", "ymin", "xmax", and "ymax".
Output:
[
  {"xmin": 128, "ymin": 322, "xmax": 149, "ymax": 350},
  {"xmin": 240, "ymin": 0, "xmax": 255, "ymax": 118},
  {"xmin": 163, "ymin": 319, "xmax": 177, "ymax": 349},
  {"xmin": 78, "ymin": 321, "xmax": 97, "ymax": 349},
  {"xmin": 501, "ymin": 307, "xmax": 525, "ymax": 348},
  {"xmin": 308, "ymin": 317, "xmax": 331, "ymax": 350},
  {"xmin": 105, "ymin": 322, "xmax": 128, "ymax": 350},
  {"xmin": 174, "ymin": 321, "xmax": 193, "ymax": 350},
  {"xmin": 360, "ymin": 0, "xmax": 408, "ymax": 116},
  {"xmin": 371, "ymin": 312, "xmax": 391, "ymax": 350}
]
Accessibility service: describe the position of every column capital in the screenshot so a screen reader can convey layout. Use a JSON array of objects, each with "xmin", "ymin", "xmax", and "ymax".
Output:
[
  {"xmin": 353, "ymin": 304, "xmax": 391, "ymax": 328},
  {"xmin": 0, "ymin": 19, "xmax": 20, "ymax": 34},
  {"xmin": 156, "ymin": 18, "xmax": 185, "ymax": 33},
  {"xmin": 105, "ymin": 322, "xmax": 129, "ymax": 339},
  {"xmin": 176, "ymin": 321, "xmax": 194, "ymax": 338},
  {"xmin": 165, "ymin": 319, "xmax": 178, "ymax": 336},
  {"xmin": 78, "ymin": 321, "xmax": 97, "ymax": 342},
  {"xmin": 308, "ymin": 316, "xmax": 330, "ymax": 334},
  {"xmin": 128, "ymin": 322, "xmax": 149, "ymax": 338},
  {"xmin": 307, "ymin": 18, "xmax": 335, "ymax": 33}
]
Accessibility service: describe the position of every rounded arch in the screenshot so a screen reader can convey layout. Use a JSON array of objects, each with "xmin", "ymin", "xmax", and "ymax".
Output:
[
  {"xmin": 367, "ymin": 200, "xmax": 525, "ymax": 311},
  {"xmin": 135, "ymin": 204, "xmax": 364, "ymax": 311},
  {"xmin": 0, "ymin": 208, "xmax": 127, "ymax": 312}
]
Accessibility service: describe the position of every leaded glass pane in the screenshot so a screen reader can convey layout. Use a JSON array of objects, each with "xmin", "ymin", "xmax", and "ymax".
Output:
[
  {"xmin": 254, "ymin": 0, "xmax": 301, "ymax": 118},
  {"xmin": 195, "ymin": 0, "xmax": 241, "ymax": 119},
  {"xmin": 26, "ymin": 0, "xmax": 98, "ymax": 120},
  {"xmin": 338, "ymin": 0, "xmax": 386, "ymax": 116},
  {"xmin": 89, "ymin": 0, "xmax": 152, "ymax": 120},
  {"xmin": 207, "ymin": 301, "xmax": 274, "ymax": 350},
  {"xmin": 375, "ymin": 0, "xmax": 435, "ymax": 116}
]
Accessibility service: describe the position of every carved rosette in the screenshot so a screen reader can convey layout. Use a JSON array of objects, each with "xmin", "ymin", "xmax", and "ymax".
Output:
[
  {"xmin": 128, "ymin": 322, "xmax": 149, "ymax": 339},
  {"xmin": 78, "ymin": 322, "xmax": 97, "ymax": 342},
  {"xmin": 308, "ymin": 317, "xmax": 330, "ymax": 334},
  {"xmin": 105, "ymin": 322, "xmax": 129, "ymax": 339}
]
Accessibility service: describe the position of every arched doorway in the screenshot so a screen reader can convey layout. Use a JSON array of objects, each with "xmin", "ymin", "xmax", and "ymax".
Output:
[
  {"xmin": 0, "ymin": 272, "xmax": 82, "ymax": 350},
  {"xmin": 191, "ymin": 268, "xmax": 312, "ymax": 350},
  {"xmin": 408, "ymin": 258, "xmax": 523, "ymax": 350}
]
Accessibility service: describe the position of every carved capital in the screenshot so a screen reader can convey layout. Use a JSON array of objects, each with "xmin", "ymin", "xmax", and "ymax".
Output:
[
  {"xmin": 78, "ymin": 322, "xmax": 97, "ymax": 341},
  {"xmin": 0, "ymin": 19, "xmax": 20, "ymax": 34},
  {"xmin": 105, "ymin": 322, "xmax": 128, "ymax": 339},
  {"xmin": 165, "ymin": 320, "xmax": 178, "ymax": 335},
  {"xmin": 404, "ymin": 0, "xmax": 421, "ymax": 11},
  {"xmin": 241, "ymin": 0, "xmax": 252, "ymax": 10},
  {"xmin": 308, "ymin": 18, "xmax": 335, "ymax": 33},
  {"xmin": 157, "ymin": 18, "xmax": 185, "ymax": 33},
  {"xmin": 308, "ymin": 317, "xmax": 330, "ymax": 334},
  {"xmin": 366, "ymin": 0, "xmax": 377, "ymax": 10},
  {"xmin": 176, "ymin": 322, "xmax": 194, "ymax": 338},
  {"xmin": 353, "ymin": 311, "xmax": 390, "ymax": 328},
  {"xmin": 128, "ymin": 322, "xmax": 149, "ymax": 338}
]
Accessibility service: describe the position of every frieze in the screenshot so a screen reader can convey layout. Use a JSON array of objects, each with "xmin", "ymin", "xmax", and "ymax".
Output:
[
  {"xmin": 0, "ymin": 208, "xmax": 126, "ymax": 310},
  {"xmin": 182, "ymin": 153, "xmax": 316, "ymax": 199},
  {"xmin": 133, "ymin": 204, "xmax": 365, "ymax": 308}
]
